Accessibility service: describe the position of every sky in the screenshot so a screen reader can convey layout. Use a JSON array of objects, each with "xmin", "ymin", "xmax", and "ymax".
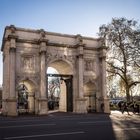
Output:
[{"xmin": 0, "ymin": 0, "xmax": 140, "ymax": 85}]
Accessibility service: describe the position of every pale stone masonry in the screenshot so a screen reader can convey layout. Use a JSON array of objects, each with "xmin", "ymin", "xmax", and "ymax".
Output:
[{"xmin": 1, "ymin": 25, "xmax": 110, "ymax": 116}]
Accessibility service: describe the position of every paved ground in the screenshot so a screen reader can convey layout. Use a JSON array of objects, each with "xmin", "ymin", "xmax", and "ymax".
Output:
[
  {"xmin": 0, "ymin": 111, "xmax": 139, "ymax": 140},
  {"xmin": 110, "ymin": 111, "xmax": 140, "ymax": 140}
]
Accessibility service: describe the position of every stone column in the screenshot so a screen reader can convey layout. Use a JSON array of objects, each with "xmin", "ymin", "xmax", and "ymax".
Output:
[
  {"xmin": 2, "ymin": 40, "xmax": 10, "ymax": 116},
  {"xmin": 100, "ymin": 49, "xmax": 110, "ymax": 113},
  {"xmin": 101, "ymin": 53, "xmax": 106, "ymax": 98},
  {"xmin": 78, "ymin": 53, "xmax": 84, "ymax": 98},
  {"xmin": 7, "ymin": 36, "xmax": 18, "ymax": 116},
  {"xmin": 75, "ymin": 39, "xmax": 87, "ymax": 113},
  {"xmin": 38, "ymin": 41, "xmax": 48, "ymax": 115}
]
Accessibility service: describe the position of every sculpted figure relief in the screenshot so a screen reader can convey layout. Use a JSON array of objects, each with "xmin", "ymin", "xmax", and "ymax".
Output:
[
  {"xmin": 22, "ymin": 57, "xmax": 34, "ymax": 72},
  {"xmin": 85, "ymin": 60, "xmax": 94, "ymax": 71}
]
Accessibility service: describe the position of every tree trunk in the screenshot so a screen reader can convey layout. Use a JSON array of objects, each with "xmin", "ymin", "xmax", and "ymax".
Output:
[{"xmin": 126, "ymin": 86, "xmax": 130, "ymax": 102}]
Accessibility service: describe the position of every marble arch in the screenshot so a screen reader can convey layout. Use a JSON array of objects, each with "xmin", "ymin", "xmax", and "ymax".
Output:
[{"xmin": 1, "ymin": 25, "xmax": 110, "ymax": 116}]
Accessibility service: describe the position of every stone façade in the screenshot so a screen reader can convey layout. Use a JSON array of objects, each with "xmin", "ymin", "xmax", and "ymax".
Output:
[{"xmin": 1, "ymin": 25, "xmax": 110, "ymax": 116}]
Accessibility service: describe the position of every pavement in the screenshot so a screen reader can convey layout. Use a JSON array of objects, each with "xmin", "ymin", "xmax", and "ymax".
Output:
[
  {"xmin": 110, "ymin": 110, "xmax": 140, "ymax": 118},
  {"xmin": 0, "ymin": 110, "xmax": 139, "ymax": 140}
]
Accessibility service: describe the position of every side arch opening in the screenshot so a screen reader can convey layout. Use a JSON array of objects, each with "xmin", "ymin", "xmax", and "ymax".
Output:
[
  {"xmin": 17, "ymin": 79, "xmax": 36, "ymax": 114},
  {"xmin": 84, "ymin": 81, "xmax": 97, "ymax": 113}
]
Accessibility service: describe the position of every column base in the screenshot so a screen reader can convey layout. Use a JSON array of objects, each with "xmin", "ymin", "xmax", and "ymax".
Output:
[
  {"xmin": 75, "ymin": 98, "xmax": 87, "ymax": 113},
  {"xmin": 6, "ymin": 98, "xmax": 18, "ymax": 116},
  {"xmin": 38, "ymin": 98, "xmax": 48, "ymax": 115},
  {"xmin": 2, "ymin": 100, "xmax": 7, "ymax": 116},
  {"xmin": 104, "ymin": 98, "xmax": 110, "ymax": 113},
  {"xmin": 97, "ymin": 97, "xmax": 110, "ymax": 113}
]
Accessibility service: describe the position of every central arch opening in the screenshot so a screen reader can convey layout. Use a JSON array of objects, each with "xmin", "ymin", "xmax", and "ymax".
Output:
[{"xmin": 47, "ymin": 60, "xmax": 73, "ymax": 112}]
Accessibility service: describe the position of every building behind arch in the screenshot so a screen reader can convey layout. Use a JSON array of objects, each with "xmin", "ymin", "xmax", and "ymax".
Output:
[{"xmin": 1, "ymin": 25, "xmax": 110, "ymax": 116}]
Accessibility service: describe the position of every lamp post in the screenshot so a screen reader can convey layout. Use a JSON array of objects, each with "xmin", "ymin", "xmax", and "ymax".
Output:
[
  {"xmin": 94, "ymin": 93, "xmax": 96, "ymax": 112},
  {"xmin": 60, "ymin": 77, "xmax": 64, "ymax": 84}
]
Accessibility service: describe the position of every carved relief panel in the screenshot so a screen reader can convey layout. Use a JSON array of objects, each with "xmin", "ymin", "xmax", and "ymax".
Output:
[
  {"xmin": 21, "ymin": 55, "xmax": 35, "ymax": 73},
  {"xmin": 84, "ymin": 59, "xmax": 97, "ymax": 81},
  {"xmin": 84, "ymin": 60, "xmax": 94, "ymax": 71}
]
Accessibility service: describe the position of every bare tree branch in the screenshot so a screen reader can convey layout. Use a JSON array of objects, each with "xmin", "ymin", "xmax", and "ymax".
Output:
[{"xmin": 99, "ymin": 17, "xmax": 140, "ymax": 101}]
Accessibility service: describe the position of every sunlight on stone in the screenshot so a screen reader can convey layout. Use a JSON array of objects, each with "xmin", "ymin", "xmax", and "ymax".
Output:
[{"xmin": 47, "ymin": 67, "xmax": 59, "ymax": 74}]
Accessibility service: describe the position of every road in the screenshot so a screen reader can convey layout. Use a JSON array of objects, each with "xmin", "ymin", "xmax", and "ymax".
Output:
[{"xmin": 0, "ymin": 111, "xmax": 140, "ymax": 140}]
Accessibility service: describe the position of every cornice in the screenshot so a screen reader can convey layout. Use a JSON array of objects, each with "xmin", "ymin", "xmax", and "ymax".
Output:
[
  {"xmin": 5, "ymin": 25, "xmax": 101, "ymax": 41},
  {"xmin": 2, "ymin": 37, "xmax": 100, "ymax": 51},
  {"xmin": 1, "ymin": 25, "xmax": 101, "ymax": 51}
]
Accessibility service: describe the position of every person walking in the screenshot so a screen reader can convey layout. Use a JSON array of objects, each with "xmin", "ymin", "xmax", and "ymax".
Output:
[
  {"xmin": 24, "ymin": 101, "xmax": 28, "ymax": 114},
  {"xmin": 122, "ymin": 102, "xmax": 130, "ymax": 115},
  {"xmin": 101, "ymin": 103, "xmax": 104, "ymax": 112},
  {"xmin": 135, "ymin": 103, "xmax": 140, "ymax": 114},
  {"xmin": 118, "ymin": 101, "xmax": 123, "ymax": 111}
]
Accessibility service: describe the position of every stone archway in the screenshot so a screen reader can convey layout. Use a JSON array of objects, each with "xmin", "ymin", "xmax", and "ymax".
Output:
[
  {"xmin": 84, "ymin": 81, "xmax": 97, "ymax": 112},
  {"xmin": 47, "ymin": 59, "xmax": 73, "ymax": 75},
  {"xmin": 17, "ymin": 79, "xmax": 36, "ymax": 114},
  {"xmin": 47, "ymin": 59, "xmax": 73, "ymax": 112},
  {"xmin": 1, "ymin": 25, "xmax": 110, "ymax": 116}
]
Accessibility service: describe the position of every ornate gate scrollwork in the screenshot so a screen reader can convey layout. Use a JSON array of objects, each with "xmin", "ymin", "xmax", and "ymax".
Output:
[{"xmin": 17, "ymin": 84, "xmax": 28, "ymax": 113}]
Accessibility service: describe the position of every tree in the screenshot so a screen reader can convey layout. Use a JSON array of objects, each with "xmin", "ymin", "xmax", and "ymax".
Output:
[
  {"xmin": 48, "ymin": 77, "xmax": 60, "ymax": 100},
  {"xmin": 99, "ymin": 17, "xmax": 140, "ymax": 102}
]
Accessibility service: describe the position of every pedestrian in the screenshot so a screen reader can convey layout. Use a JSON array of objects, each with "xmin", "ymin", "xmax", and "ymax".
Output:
[
  {"xmin": 136, "ymin": 104, "xmax": 140, "ymax": 114},
  {"xmin": 118, "ymin": 101, "xmax": 122, "ymax": 111},
  {"xmin": 132, "ymin": 101, "xmax": 136, "ymax": 114},
  {"xmin": 24, "ymin": 101, "xmax": 28, "ymax": 114},
  {"xmin": 101, "ymin": 103, "xmax": 104, "ymax": 112},
  {"xmin": 122, "ymin": 102, "xmax": 130, "ymax": 115}
]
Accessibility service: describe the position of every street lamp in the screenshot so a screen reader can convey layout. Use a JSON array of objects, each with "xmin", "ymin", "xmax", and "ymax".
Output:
[
  {"xmin": 60, "ymin": 77, "xmax": 64, "ymax": 84},
  {"xmin": 94, "ymin": 93, "xmax": 96, "ymax": 112}
]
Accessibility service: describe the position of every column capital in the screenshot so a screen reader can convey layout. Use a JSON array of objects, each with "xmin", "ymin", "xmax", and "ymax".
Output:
[
  {"xmin": 38, "ymin": 38, "xmax": 48, "ymax": 44},
  {"xmin": 76, "ymin": 44, "xmax": 85, "ymax": 57},
  {"xmin": 39, "ymin": 39, "xmax": 48, "ymax": 54},
  {"xmin": 76, "ymin": 54, "xmax": 83, "ymax": 59},
  {"xmin": 8, "ymin": 36, "xmax": 17, "ymax": 50},
  {"xmin": 7, "ymin": 25, "xmax": 18, "ymax": 49},
  {"xmin": 8, "ymin": 34, "xmax": 18, "ymax": 39},
  {"xmin": 9, "ymin": 47, "xmax": 16, "ymax": 52},
  {"xmin": 40, "ymin": 46, "xmax": 47, "ymax": 54}
]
